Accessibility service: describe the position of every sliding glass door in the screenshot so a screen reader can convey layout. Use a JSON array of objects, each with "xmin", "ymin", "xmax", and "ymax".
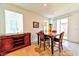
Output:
[{"xmin": 57, "ymin": 18, "xmax": 68, "ymax": 39}]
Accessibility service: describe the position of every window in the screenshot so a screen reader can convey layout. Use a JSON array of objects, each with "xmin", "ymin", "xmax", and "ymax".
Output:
[
  {"xmin": 5, "ymin": 10, "xmax": 23, "ymax": 34},
  {"xmin": 57, "ymin": 18, "xmax": 68, "ymax": 39}
]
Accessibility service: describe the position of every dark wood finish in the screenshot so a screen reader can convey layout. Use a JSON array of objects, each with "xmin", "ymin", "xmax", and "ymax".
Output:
[
  {"xmin": 37, "ymin": 33, "xmax": 54, "ymax": 54},
  {"xmin": 37, "ymin": 31, "xmax": 64, "ymax": 55},
  {"xmin": 0, "ymin": 33, "xmax": 31, "ymax": 56},
  {"xmin": 37, "ymin": 31, "xmax": 50, "ymax": 50},
  {"xmin": 0, "ymin": 38, "xmax": 2, "ymax": 56},
  {"xmin": 38, "ymin": 31, "xmax": 45, "ymax": 50},
  {"xmin": 50, "ymin": 36, "xmax": 54, "ymax": 55},
  {"xmin": 37, "ymin": 33, "xmax": 39, "ymax": 45},
  {"xmin": 54, "ymin": 32, "xmax": 64, "ymax": 53}
]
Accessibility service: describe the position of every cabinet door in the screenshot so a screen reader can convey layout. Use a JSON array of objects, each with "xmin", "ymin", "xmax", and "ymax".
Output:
[
  {"xmin": 2, "ymin": 38, "xmax": 13, "ymax": 52},
  {"xmin": 0, "ymin": 39, "xmax": 1, "ymax": 55},
  {"xmin": 24, "ymin": 34, "xmax": 31, "ymax": 46}
]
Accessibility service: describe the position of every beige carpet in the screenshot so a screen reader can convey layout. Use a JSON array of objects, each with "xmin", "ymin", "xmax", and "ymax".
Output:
[{"xmin": 6, "ymin": 44, "xmax": 73, "ymax": 56}]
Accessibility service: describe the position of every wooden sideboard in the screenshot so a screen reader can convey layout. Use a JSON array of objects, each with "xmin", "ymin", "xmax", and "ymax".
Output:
[{"xmin": 0, "ymin": 33, "xmax": 31, "ymax": 56}]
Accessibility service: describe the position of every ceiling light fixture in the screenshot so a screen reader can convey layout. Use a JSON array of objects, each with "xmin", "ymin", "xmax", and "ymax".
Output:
[{"xmin": 43, "ymin": 4, "xmax": 47, "ymax": 6}]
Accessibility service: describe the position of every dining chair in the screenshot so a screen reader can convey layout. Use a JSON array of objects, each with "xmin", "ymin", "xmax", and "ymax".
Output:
[
  {"xmin": 38, "ymin": 31, "xmax": 50, "ymax": 50},
  {"xmin": 38, "ymin": 31, "xmax": 45, "ymax": 50},
  {"xmin": 54, "ymin": 32, "xmax": 64, "ymax": 53}
]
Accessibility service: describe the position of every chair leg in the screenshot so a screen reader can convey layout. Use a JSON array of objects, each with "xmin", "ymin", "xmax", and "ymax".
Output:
[
  {"xmin": 61, "ymin": 43, "xmax": 63, "ymax": 50},
  {"xmin": 40, "ymin": 41, "xmax": 41, "ymax": 48},
  {"xmin": 60, "ymin": 42, "xmax": 63, "ymax": 50},
  {"xmin": 59, "ymin": 42, "xmax": 61, "ymax": 53},
  {"xmin": 47, "ymin": 40, "xmax": 50, "ymax": 47},
  {"xmin": 44, "ymin": 41, "xmax": 45, "ymax": 50}
]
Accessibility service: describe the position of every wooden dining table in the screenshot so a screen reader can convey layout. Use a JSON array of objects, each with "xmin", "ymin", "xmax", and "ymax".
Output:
[{"xmin": 37, "ymin": 33, "xmax": 55, "ymax": 55}]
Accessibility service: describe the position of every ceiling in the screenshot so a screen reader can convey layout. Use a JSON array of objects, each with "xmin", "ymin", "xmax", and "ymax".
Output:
[{"xmin": 14, "ymin": 3, "xmax": 79, "ymax": 18}]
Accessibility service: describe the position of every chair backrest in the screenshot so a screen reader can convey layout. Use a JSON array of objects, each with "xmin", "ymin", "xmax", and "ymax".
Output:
[
  {"xmin": 38, "ymin": 31, "xmax": 45, "ymax": 41},
  {"xmin": 52, "ymin": 30, "xmax": 57, "ymax": 36},
  {"xmin": 60, "ymin": 32, "xmax": 64, "ymax": 40}
]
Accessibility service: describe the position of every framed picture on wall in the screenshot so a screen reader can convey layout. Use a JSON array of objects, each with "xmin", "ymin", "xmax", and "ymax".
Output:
[{"xmin": 33, "ymin": 22, "xmax": 39, "ymax": 28}]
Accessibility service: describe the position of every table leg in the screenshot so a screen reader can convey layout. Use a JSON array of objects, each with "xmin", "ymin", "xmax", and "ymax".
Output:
[
  {"xmin": 38, "ymin": 34, "xmax": 39, "ymax": 45},
  {"xmin": 51, "ymin": 37, "xmax": 54, "ymax": 55}
]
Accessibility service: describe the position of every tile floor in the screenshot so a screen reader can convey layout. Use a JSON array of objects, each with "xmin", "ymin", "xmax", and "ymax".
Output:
[{"xmin": 63, "ymin": 40, "xmax": 79, "ymax": 56}]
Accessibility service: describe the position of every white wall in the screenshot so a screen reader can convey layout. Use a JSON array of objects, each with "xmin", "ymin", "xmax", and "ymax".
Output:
[
  {"xmin": 0, "ymin": 5, "xmax": 5, "ymax": 35},
  {"xmin": 68, "ymin": 12, "xmax": 79, "ymax": 43},
  {"xmin": 0, "ymin": 4, "xmax": 48, "ymax": 42}
]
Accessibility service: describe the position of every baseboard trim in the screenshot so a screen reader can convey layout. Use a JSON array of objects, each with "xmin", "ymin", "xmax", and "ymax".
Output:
[
  {"xmin": 64, "ymin": 39, "xmax": 79, "ymax": 44},
  {"xmin": 31, "ymin": 41, "xmax": 37, "ymax": 44}
]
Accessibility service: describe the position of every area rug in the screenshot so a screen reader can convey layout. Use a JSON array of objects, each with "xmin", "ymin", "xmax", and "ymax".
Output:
[{"xmin": 34, "ymin": 44, "xmax": 73, "ymax": 56}]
